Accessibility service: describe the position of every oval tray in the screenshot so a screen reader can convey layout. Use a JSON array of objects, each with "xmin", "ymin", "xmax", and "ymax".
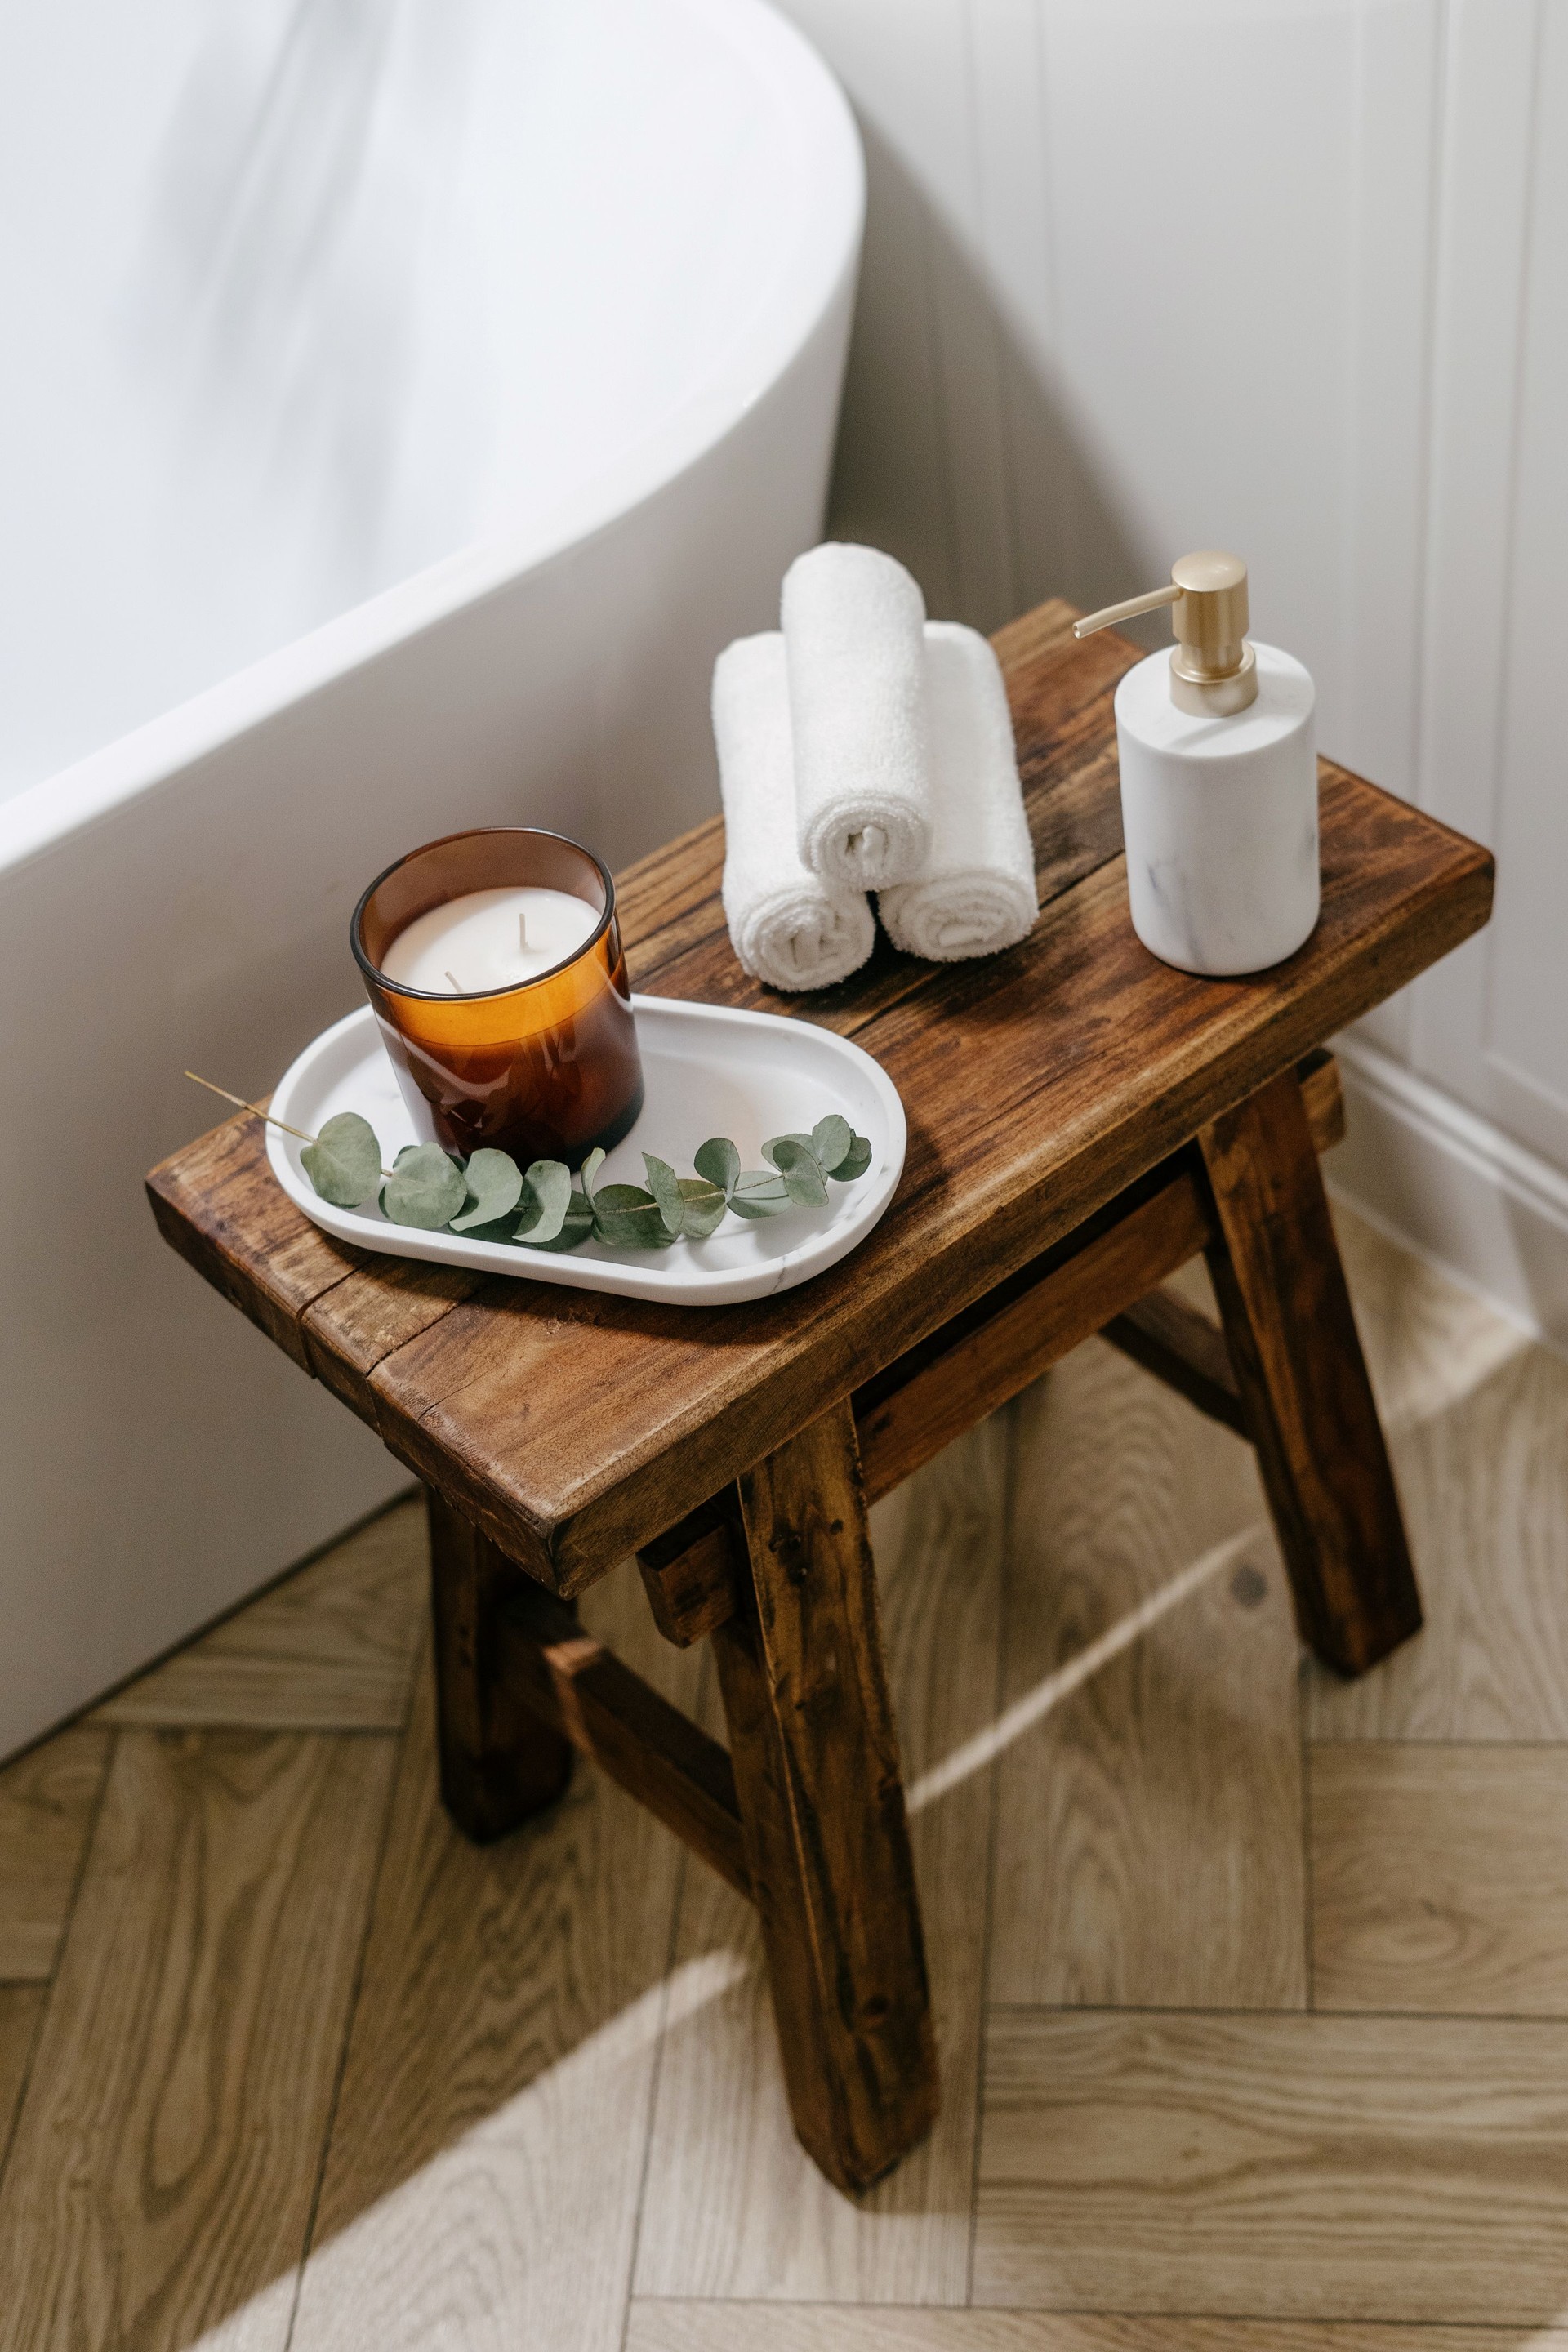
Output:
[{"xmin": 267, "ymin": 996, "xmax": 906, "ymax": 1306}]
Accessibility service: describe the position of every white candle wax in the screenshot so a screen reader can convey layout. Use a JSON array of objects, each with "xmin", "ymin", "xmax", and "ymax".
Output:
[{"xmin": 380, "ymin": 885, "xmax": 599, "ymax": 994}]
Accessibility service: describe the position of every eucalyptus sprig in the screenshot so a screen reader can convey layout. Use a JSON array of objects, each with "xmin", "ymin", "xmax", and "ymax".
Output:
[
  {"xmin": 185, "ymin": 1073, "xmax": 872, "ymax": 1254},
  {"xmin": 332, "ymin": 1112, "xmax": 873, "ymax": 1251}
]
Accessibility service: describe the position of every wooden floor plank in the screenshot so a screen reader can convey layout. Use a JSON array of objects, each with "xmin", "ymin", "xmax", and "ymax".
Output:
[
  {"xmin": 1325, "ymin": 1201, "xmax": 1532, "ymax": 1441},
  {"xmin": 633, "ymin": 1421, "xmax": 1010, "ymax": 2305},
  {"xmin": 290, "ymin": 1561, "xmax": 701, "ymax": 2352},
  {"xmin": 0, "ymin": 1726, "xmax": 396, "ymax": 2352},
  {"xmin": 1305, "ymin": 1339, "xmax": 1568, "ymax": 1741},
  {"xmin": 1312, "ymin": 1742, "xmax": 1568, "ymax": 2015},
  {"xmin": 1303, "ymin": 1204, "xmax": 1561, "ymax": 1741},
  {"xmin": 0, "ymin": 1726, "xmax": 111, "ymax": 1979},
  {"xmin": 988, "ymin": 1343, "xmax": 1307, "ymax": 2010},
  {"xmin": 96, "ymin": 1495, "xmax": 426, "ymax": 1733},
  {"xmin": 1178, "ymin": 1205, "xmax": 1564, "ymax": 1744},
  {"xmin": 628, "ymin": 2316, "xmax": 1568, "ymax": 2352},
  {"xmin": 975, "ymin": 2010, "xmax": 1568, "ymax": 2319}
]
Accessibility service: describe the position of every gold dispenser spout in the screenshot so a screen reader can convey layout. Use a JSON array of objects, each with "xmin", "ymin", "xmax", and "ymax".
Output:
[{"xmin": 1074, "ymin": 549, "xmax": 1259, "ymax": 716}]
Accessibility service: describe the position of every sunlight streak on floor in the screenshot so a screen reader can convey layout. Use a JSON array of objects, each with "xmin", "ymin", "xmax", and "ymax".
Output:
[
  {"xmin": 190, "ymin": 1949, "xmax": 752, "ymax": 2352},
  {"xmin": 905, "ymin": 1521, "xmax": 1271, "ymax": 1815}
]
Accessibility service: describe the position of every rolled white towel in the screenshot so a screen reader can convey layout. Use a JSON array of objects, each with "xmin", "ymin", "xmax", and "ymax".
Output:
[
  {"xmin": 877, "ymin": 622, "xmax": 1038, "ymax": 962},
  {"xmin": 714, "ymin": 634, "xmax": 876, "ymax": 994},
  {"xmin": 782, "ymin": 541, "xmax": 933, "ymax": 889}
]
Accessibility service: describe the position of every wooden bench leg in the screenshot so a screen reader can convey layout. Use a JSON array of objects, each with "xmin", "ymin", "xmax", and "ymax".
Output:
[
  {"xmin": 711, "ymin": 1399, "xmax": 938, "ymax": 2194},
  {"xmin": 425, "ymin": 1486, "xmax": 573, "ymax": 1842},
  {"xmin": 1198, "ymin": 1069, "xmax": 1423, "ymax": 1677}
]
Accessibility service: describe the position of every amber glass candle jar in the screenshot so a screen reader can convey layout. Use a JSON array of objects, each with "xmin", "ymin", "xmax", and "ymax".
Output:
[{"xmin": 352, "ymin": 829, "xmax": 644, "ymax": 1169}]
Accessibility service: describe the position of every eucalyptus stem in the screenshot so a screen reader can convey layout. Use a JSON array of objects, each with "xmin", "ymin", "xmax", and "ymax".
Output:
[{"xmin": 184, "ymin": 1072, "xmax": 394, "ymax": 1178}]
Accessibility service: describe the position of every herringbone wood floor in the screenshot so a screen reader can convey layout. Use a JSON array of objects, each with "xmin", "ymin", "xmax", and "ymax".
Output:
[{"xmin": 2, "ymin": 1205, "xmax": 1567, "ymax": 2349}]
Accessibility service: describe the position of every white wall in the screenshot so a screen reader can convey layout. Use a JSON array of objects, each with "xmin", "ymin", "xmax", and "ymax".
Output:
[{"xmin": 777, "ymin": 0, "xmax": 1568, "ymax": 1343}]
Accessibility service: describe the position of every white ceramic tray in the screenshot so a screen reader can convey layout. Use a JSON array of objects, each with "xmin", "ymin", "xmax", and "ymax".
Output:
[{"xmin": 267, "ymin": 996, "xmax": 906, "ymax": 1306}]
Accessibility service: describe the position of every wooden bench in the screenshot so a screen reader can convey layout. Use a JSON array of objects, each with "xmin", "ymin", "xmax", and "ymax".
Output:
[{"xmin": 147, "ymin": 599, "xmax": 1494, "ymax": 2197}]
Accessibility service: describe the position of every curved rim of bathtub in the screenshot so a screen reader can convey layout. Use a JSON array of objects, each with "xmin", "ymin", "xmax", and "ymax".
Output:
[{"xmin": 0, "ymin": 0, "xmax": 864, "ymax": 879}]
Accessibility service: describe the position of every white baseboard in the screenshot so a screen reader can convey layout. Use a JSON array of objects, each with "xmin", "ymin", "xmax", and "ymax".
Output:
[{"xmin": 1328, "ymin": 1036, "xmax": 1568, "ymax": 1356}]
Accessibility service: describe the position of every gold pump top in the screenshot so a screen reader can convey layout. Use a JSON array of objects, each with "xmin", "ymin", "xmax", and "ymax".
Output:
[{"xmin": 1073, "ymin": 550, "xmax": 1259, "ymax": 716}]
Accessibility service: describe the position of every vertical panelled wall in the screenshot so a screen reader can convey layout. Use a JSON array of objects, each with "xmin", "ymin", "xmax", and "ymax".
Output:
[{"xmin": 777, "ymin": 0, "xmax": 1568, "ymax": 1343}]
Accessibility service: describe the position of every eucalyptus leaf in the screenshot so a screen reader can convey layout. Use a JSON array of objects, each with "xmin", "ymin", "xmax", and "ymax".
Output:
[
  {"xmin": 729, "ymin": 1169, "xmax": 791, "ymax": 1221},
  {"xmin": 382, "ymin": 1141, "xmax": 466, "ymax": 1229},
  {"xmin": 300, "ymin": 1111, "xmax": 382, "ymax": 1208},
  {"xmin": 591, "ymin": 1183, "xmax": 675, "ymax": 1250},
  {"xmin": 675, "ymin": 1175, "xmax": 728, "ymax": 1239},
  {"xmin": 513, "ymin": 1159, "xmax": 572, "ymax": 1245},
  {"xmin": 449, "ymin": 1147, "xmax": 524, "ymax": 1232},
  {"xmin": 762, "ymin": 1132, "xmax": 816, "ymax": 1171},
  {"xmin": 831, "ymin": 1134, "xmax": 873, "ymax": 1182},
  {"xmin": 641, "ymin": 1153, "xmax": 685, "ymax": 1240},
  {"xmin": 767, "ymin": 1137, "xmax": 830, "ymax": 1207},
  {"xmin": 578, "ymin": 1147, "xmax": 605, "ymax": 1202},
  {"xmin": 693, "ymin": 1137, "xmax": 740, "ymax": 1200},
  {"xmin": 532, "ymin": 1187, "xmax": 595, "ymax": 1252},
  {"xmin": 810, "ymin": 1114, "xmax": 853, "ymax": 1174}
]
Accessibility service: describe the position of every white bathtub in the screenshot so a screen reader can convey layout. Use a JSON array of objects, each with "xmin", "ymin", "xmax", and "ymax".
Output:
[{"xmin": 0, "ymin": 0, "xmax": 862, "ymax": 1753}]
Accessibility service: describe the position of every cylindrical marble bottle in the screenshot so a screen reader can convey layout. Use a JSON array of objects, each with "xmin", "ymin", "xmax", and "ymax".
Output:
[{"xmin": 1075, "ymin": 551, "xmax": 1319, "ymax": 976}]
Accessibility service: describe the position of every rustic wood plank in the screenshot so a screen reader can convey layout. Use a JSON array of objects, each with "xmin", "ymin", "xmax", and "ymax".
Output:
[
  {"xmin": 630, "ymin": 1194, "xmax": 1223, "ymax": 1655},
  {"xmin": 146, "ymin": 1110, "xmax": 359, "ymax": 1371},
  {"xmin": 0, "ymin": 1984, "xmax": 45, "ymax": 2179},
  {"xmin": 425, "ymin": 1486, "xmax": 573, "ymax": 1843},
  {"xmin": 635, "ymin": 1419, "xmax": 1009, "ymax": 2301},
  {"xmin": 987, "ymin": 591, "xmax": 1080, "ymax": 675},
  {"xmin": 634, "ymin": 1052, "xmax": 1343, "ymax": 1649},
  {"xmin": 291, "ymin": 1566, "xmax": 700, "ymax": 2352},
  {"xmin": 614, "ymin": 813, "xmax": 730, "ymax": 982},
  {"xmin": 0, "ymin": 1727, "xmax": 110, "ymax": 1980},
  {"xmin": 712, "ymin": 1400, "xmax": 936, "ymax": 2194},
  {"xmin": 635, "ymin": 1164, "xmax": 1214, "ymax": 1651},
  {"xmin": 146, "ymin": 594, "xmax": 1492, "ymax": 1601},
  {"xmin": 146, "ymin": 597, "xmax": 1494, "ymax": 1618},
  {"xmin": 96, "ymin": 1496, "xmax": 426, "ymax": 1732},
  {"xmin": 350, "ymin": 769, "xmax": 1487, "ymax": 1594},
  {"xmin": 0, "ymin": 1726, "xmax": 395, "ymax": 2352},
  {"xmin": 1306, "ymin": 1231, "xmax": 1567, "ymax": 1740},
  {"xmin": 976, "ymin": 2011, "xmax": 1568, "ymax": 2319},
  {"xmin": 862, "ymin": 1036, "xmax": 1337, "ymax": 1484},
  {"xmin": 988, "ymin": 1341, "xmax": 1306, "ymax": 2011},
  {"xmin": 301, "ymin": 1258, "xmax": 483, "ymax": 1421},
  {"xmin": 638, "ymin": 1492, "xmax": 742, "ymax": 1648},
  {"xmin": 1302, "ymin": 1045, "xmax": 1345, "ymax": 1144},
  {"xmin": 496, "ymin": 1574, "xmax": 749, "ymax": 1897},
  {"xmin": 855, "ymin": 1165, "xmax": 1212, "ymax": 1503},
  {"xmin": 1200, "ymin": 1069, "xmax": 1421, "ymax": 1675},
  {"xmin": 628, "ymin": 2314, "xmax": 1568, "ymax": 2352},
  {"xmin": 1312, "ymin": 1743, "xmax": 1568, "ymax": 2016},
  {"xmin": 1101, "ymin": 1287, "xmax": 1245, "ymax": 1434}
]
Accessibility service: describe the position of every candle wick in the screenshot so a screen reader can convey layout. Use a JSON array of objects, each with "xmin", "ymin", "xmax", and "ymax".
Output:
[
  {"xmin": 518, "ymin": 911, "xmax": 529, "ymax": 951},
  {"xmin": 445, "ymin": 969, "xmax": 463, "ymax": 994}
]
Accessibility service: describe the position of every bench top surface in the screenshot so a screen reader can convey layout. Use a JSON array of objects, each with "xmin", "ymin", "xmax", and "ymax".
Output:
[{"xmin": 148, "ymin": 599, "xmax": 1493, "ymax": 1589}]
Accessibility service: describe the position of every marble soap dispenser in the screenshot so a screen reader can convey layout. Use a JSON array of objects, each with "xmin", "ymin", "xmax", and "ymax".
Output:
[{"xmin": 1074, "ymin": 551, "xmax": 1318, "ymax": 975}]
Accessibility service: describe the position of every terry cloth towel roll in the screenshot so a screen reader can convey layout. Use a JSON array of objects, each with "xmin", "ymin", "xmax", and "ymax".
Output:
[
  {"xmin": 714, "ymin": 633, "xmax": 876, "ymax": 994},
  {"xmin": 782, "ymin": 541, "xmax": 933, "ymax": 890},
  {"xmin": 877, "ymin": 621, "xmax": 1038, "ymax": 962}
]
